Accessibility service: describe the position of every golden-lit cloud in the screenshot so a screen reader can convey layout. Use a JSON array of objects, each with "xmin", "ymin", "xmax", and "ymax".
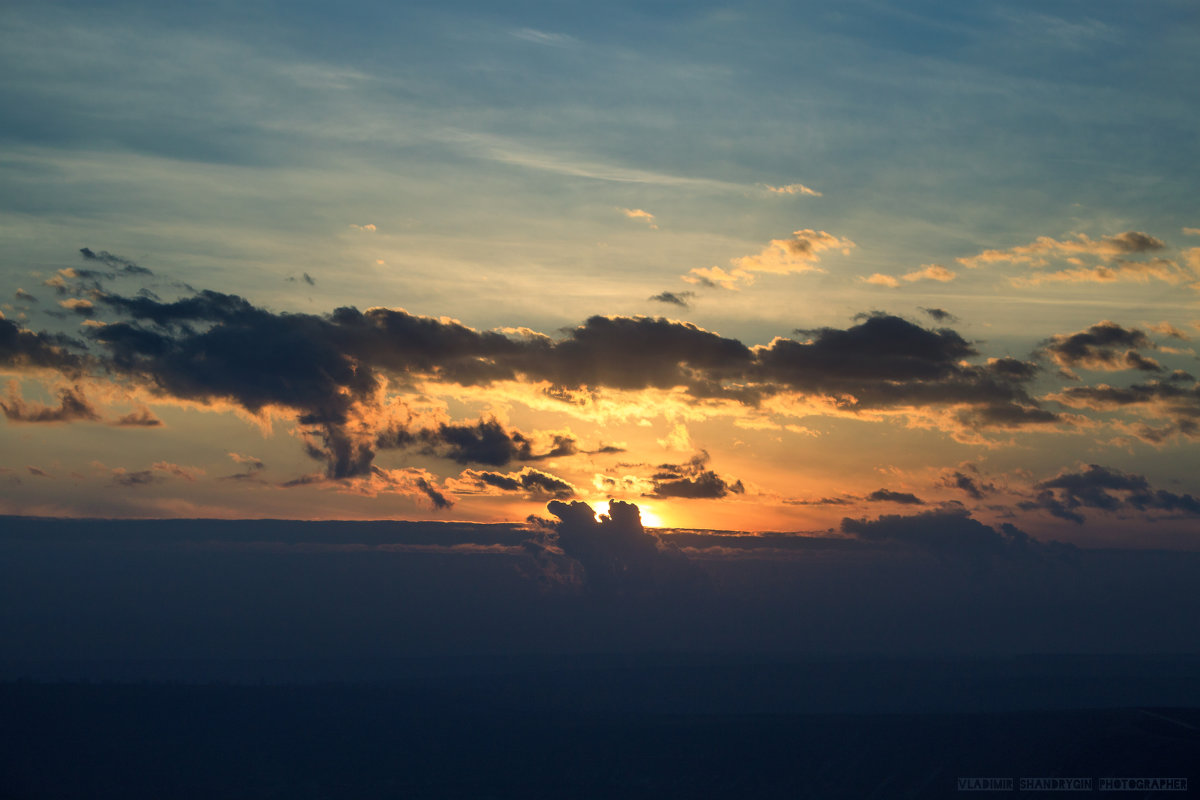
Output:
[
  {"xmin": 349, "ymin": 223, "xmax": 377, "ymax": 231},
  {"xmin": 860, "ymin": 264, "xmax": 956, "ymax": 288},
  {"xmin": 761, "ymin": 183, "xmax": 822, "ymax": 197},
  {"xmin": 618, "ymin": 208, "xmax": 658, "ymax": 229},
  {"xmin": 957, "ymin": 231, "xmax": 1165, "ymax": 269},
  {"xmin": 688, "ymin": 229, "xmax": 855, "ymax": 289}
]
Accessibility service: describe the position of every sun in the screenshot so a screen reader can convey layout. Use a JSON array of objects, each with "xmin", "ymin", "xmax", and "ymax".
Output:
[{"xmin": 589, "ymin": 499, "xmax": 665, "ymax": 529}]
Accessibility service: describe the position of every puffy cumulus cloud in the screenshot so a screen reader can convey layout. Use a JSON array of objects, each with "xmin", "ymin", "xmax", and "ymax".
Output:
[
  {"xmin": 862, "ymin": 265, "xmax": 956, "ymax": 288},
  {"xmin": 539, "ymin": 499, "xmax": 696, "ymax": 595},
  {"xmin": 455, "ymin": 467, "xmax": 577, "ymax": 500},
  {"xmin": 1038, "ymin": 321, "xmax": 1161, "ymax": 375},
  {"xmin": 1, "ymin": 383, "xmax": 99, "ymax": 423},
  {"xmin": 647, "ymin": 451, "xmax": 745, "ymax": 500},
  {"xmin": 648, "ymin": 291, "xmax": 695, "ymax": 308},
  {"xmin": 841, "ymin": 507, "xmax": 1056, "ymax": 559},
  {"xmin": 760, "ymin": 183, "xmax": 822, "ymax": 197},
  {"xmin": 957, "ymin": 231, "xmax": 1166, "ymax": 269},
  {"xmin": 1047, "ymin": 374, "xmax": 1200, "ymax": 443},
  {"xmin": 866, "ymin": 488, "xmax": 925, "ymax": 505},
  {"xmin": 619, "ymin": 208, "xmax": 657, "ymax": 228},
  {"xmin": 686, "ymin": 229, "xmax": 854, "ymax": 289},
  {"xmin": 1019, "ymin": 464, "xmax": 1200, "ymax": 524}
]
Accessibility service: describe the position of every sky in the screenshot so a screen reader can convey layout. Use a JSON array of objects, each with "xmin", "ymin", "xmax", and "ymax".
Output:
[{"xmin": 2, "ymin": 0, "xmax": 1199, "ymax": 550}]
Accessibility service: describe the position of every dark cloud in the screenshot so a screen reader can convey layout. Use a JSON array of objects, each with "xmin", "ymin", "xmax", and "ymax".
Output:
[
  {"xmin": 649, "ymin": 291, "xmax": 695, "ymax": 308},
  {"xmin": 756, "ymin": 313, "xmax": 1049, "ymax": 424},
  {"xmin": 18, "ymin": 268, "xmax": 1064, "ymax": 476},
  {"xmin": 1, "ymin": 385, "xmax": 99, "ymax": 423},
  {"xmin": 79, "ymin": 247, "xmax": 153, "ymax": 276},
  {"xmin": 26, "ymin": 466, "xmax": 51, "ymax": 478},
  {"xmin": 113, "ymin": 469, "xmax": 160, "ymax": 487},
  {"xmin": 225, "ymin": 452, "xmax": 266, "ymax": 480},
  {"xmin": 415, "ymin": 477, "xmax": 452, "ymax": 509},
  {"xmin": 841, "ymin": 507, "xmax": 1048, "ymax": 558},
  {"xmin": 1104, "ymin": 231, "xmax": 1167, "ymax": 253},
  {"xmin": 113, "ymin": 406, "xmax": 163, "ymax": 427},
  {"xmin": 1050, "ymin": 376, "xmax": 1200, "ymax": 442},
  {"xmin": 303, "ymin": 273, "xmax": 316, "ymax": 286},
  {"xmin": 1039, "ymin": 321, "xmax": 1160, "ymax": 374},
  {"xmin": 469, "ymin": 468, "xmax": 577, "ymax": 499},
  {"xmin": 943, "ymin": 470, "xmax": 994, "ymax": 500},
  {"xmin": 0, "ymin": 318, "xmax": 85, "ymax": 374},
  {"xmin": 866, "ymin": 489, "xmax": 925, "ymax": 505},
  {"xmin": 542, "ymin": 500, "xmax": 696, "ymax": 595},
  {"xmin": 1022, "ymin": 464, "xmax": 1200, "ymax": 522},
  {"xmin": 920, "ymin": 307, "xmax": 957, "ymax": 323},
  {"xmin": 784, "ymin": 496, "xmax": 854, "ymax": 506},
  {"xmin": 14, "ymin": 289, "xmax": 37, "ymax": 303},
  {"xmin": 648, "ymin": 451, "xmax": 745, "ymax": 500}
]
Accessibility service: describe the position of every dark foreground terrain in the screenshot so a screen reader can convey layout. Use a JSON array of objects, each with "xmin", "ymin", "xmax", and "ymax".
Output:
[{"xmin": 3, "ymin": 656, "xmax": 1197, "ymax": 799}]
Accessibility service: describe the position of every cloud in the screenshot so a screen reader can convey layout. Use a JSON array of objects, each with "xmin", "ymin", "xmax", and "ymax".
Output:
[
  {"xmin": 14, "ymin": 289, "xmax": 37, "ymax": 303},
  {"xmin": 59, "ymin": 298, "xmax": 95, "ymax": 317},
  {"xmin": 541, "ymin": 500, "xmax": 695, "ymax": 595},
  {"xmin": 921, "ymin": 308, "xmax": 958, "ymax": 323},
  {"xmin": 761, "ymin": 183, "xmax": 822, "ymax": 197},
  {"xmin": 349, "ymin": 223, "xmax": 376, "ymax": 232},
  {"xmin": 1, "ymin": 383, "xmax": 99, "ymax": 423},
  {"xmin": 619, "ymin": 208, "xmax": 658, "ymax": 228},
  {"xmin": 862, "ymin": 264, "xmax": 956, "ymax": 288},
  {"xmin": 687, "ymin": 229, "xmax": 855, "ymax": 290},
  {"xmin": 1012, "ymin": 258, "xmax": 1193, "ymax": 288},
  {"xmin": 79, "ymin": 248, "xmax": 153, "ymax": 276},
  {"xmin": 841, "ymin": 507, "xmax": 1046, "ymax": 558},
  {"xmin": 957, "ymin": 231, "xmax": 1166, "ymax": 269},
  {"xmin": 1019, "ymin": 464, "xmax": 1200, "ymax": 523},
  {"xmin": 1146, "ymin": 322, "xmax": 1190, "ymax": 340},
  {"xmin": 511, "ymin": 27, "xmax": 577, "ymax": 47},
  {"xmin": 113, "ymin": 406, "xmax": 163, "ymax": 427},
  {"xmin": 866, "ymin": 489, "xmax": 925, "ymax": 505},
  {"xmin": 1038, "ymin": 321, "xmax": 1161, "ymax": 375},
  {"xmin": 1184, "ymin": 228, "xmax": 1200, "ymax": 236},
  {"xmin": 459, "ymin": 467, "xmax": 577, "ymax": 499},
  {"xmin": 225, "ymin": 451, "xmax": 266, "ymax": 480},
  {"xmin": 1048, "ymin": 375, "xmax": 1200, "ymax": 443},
  {"xmin": 648, "ymin": 451, "xmax": 744, "ymax": 500},
  {"xmin": 648, "ymin": 291, "xmax": 695, "ymax": 308},
  {"xmin": 942, "ymin": 469, "xmax": 995, "ymax": 500},
  {"xmin": 27, "ymin": 466, "xmax": 51, "ymax": 478},
  {"xmin": 0, "ymin": 318, "xmax": 85, "ymax": 374}
]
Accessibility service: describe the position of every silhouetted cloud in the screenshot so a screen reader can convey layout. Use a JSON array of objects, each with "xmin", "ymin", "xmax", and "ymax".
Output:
[
  {"xmin": 464, "ymin": 467, "xmax": 577, "ymax": 499},
  {"xmin": 649, "ymin": 291, "xmax": 695, "ymax": 308},
  {"xmin": 14, "ymin": 289, "xmax": 37, "ymax": 303},
  {"xmin": 1048, "ymin": 375, "xmax": 1200, "ymax": 442},
  {"xmin": 1039, "ymin": 321, "xmax": 1161, "ymax": 374},
  {"xmin": 1020, "ymin": 464, "xmax": 1200, "ymax": 523},
  {"xmin": 921, "ymin": 307, "xmax": 957, "ymax": 323},
  {"xmin": 648, "ymin": 451, "xmax": 745, "ymax": 500},
  {"xmin": 113, "ymin": 406, "xmax": 163, "ymax": 427},
  {"xmin": 0, "ymin": 318, "xmax": 85, "ymax": 374},
  {"xmin": 542, "ymin": 500, "xmax": 695, "ymax": 595},
  {"xmin": 80, "ymin": 247, "xmax": 153, "ymax": 276},
  {"xmin": 842, "ymin": 507, "xmax": 1046, "ymax": 558},
  {"xmin": 866, "ymin": 489, "xmax": 925, "ymax": 505},
  {"xmin": 942, "ymin": 469, "xmax": 994, "ymax": 500}
]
